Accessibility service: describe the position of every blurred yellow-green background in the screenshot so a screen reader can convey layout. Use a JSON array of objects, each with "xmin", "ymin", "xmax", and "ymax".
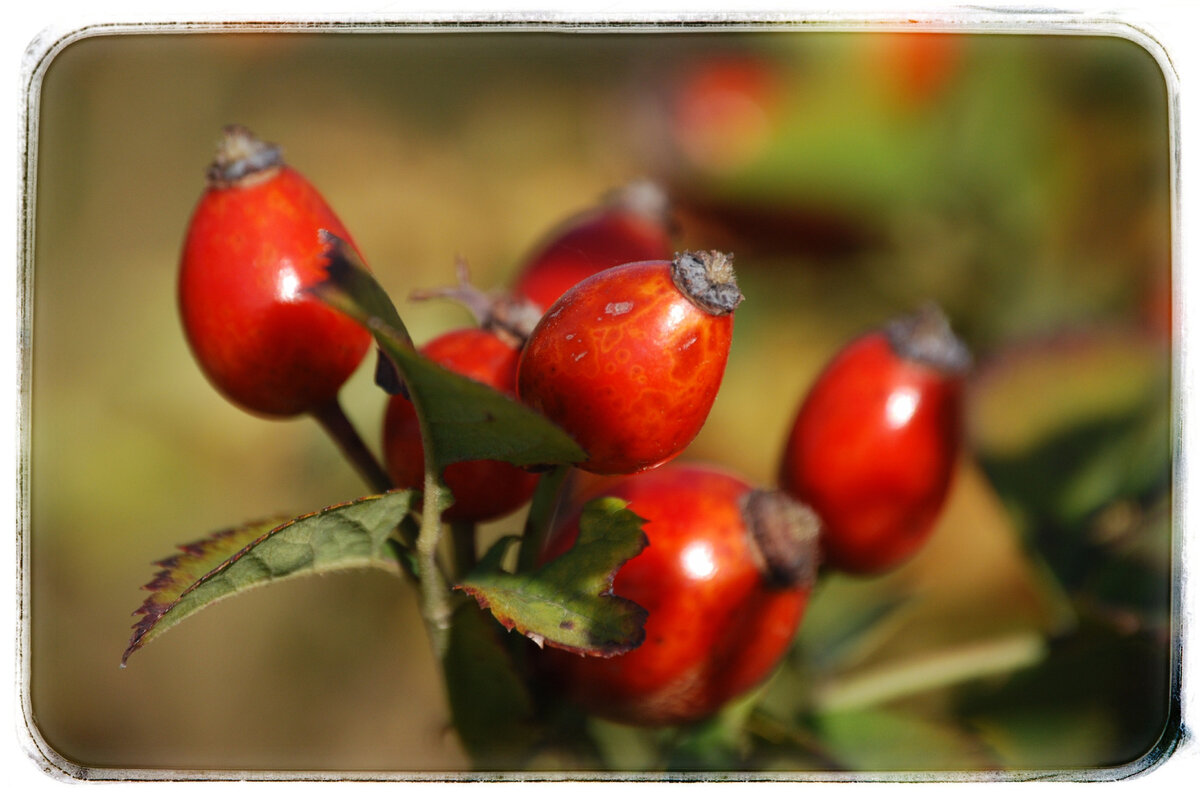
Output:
[{"xmin": 24, "ymin": 26, "xmax": 1174, "ymax": 775}]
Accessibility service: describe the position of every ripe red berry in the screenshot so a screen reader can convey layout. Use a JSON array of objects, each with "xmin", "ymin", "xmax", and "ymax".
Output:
[
  {"xmin": 778, "ymin": 305, "xmax": 970, "ymax": 574},
  {"xmin": 179, "ymin": 125, "xmax": 372, "ymax": 418},
  {"xmin": 512, "ymin": 181, "xmax": 675, "ymax": 312},
  {"xmin": 383, "ymin": 327, "xmax": 539, "ymax": 522},
  {"xmin": 516, "ymin": 251, "xmax": 742, "ymax": 476},
  {"xmin": 538, "ymin": 463, "xmax": 819, "ymax": 727}
]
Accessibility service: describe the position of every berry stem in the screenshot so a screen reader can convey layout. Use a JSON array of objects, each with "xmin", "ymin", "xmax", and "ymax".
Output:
[
  {"xmin": 312, "ymin": 398, "xmax": 420, "ymax": 567},
  {"xmin": 517, "ymin": 464, "xmax": 571, "ymax": 573},
  {"xmin": 310, "ymin": 397, "xmax": 394, "ymax": 495},
  {"xmin": 452, "ymin": 520, "xmax": 478, "ymax": 577}
]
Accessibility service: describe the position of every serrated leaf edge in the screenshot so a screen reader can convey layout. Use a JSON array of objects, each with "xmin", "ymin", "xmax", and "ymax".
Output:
[
  {"xmin": 122, "ymin": 490, "xmax": 410, "ymax": 666},
  {"xmin": 453, "ymin": 509, "xmax": 650, "ymax": 658},
  {"xmin": 458, "ymin": 577, "xmax": 649, "ymax": 658}
]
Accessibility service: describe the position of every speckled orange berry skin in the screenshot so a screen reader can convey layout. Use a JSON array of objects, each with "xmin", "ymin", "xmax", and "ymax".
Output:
[
  {"xmin": 539, "ymin": 463, "xmax": 810, "ymax": 727},
  {"xmin": 179, "ymin": 165, "xmax": 372, "ymax": 418},
  {"xmin": 513, "ymin": 206, "xmax": 674, "ymax": 313},
  {"xmin": 517, "ymin": 260, "xmax": 735, "ymax": 476},
  {"xmin": 383, "ymin": 328, "xmax": 539, "ymax": 523},
  {"xmin": 779, "ymin": 331, "xmax": 964, "ymax": 574}
]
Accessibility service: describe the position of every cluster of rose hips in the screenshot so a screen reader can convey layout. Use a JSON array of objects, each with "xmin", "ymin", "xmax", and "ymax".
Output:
[{"xmin": 178, "ymin": 126, "xmax": 969, "ymax": 730}]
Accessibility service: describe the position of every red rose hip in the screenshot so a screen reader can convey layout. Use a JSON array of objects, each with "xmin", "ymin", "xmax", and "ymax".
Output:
[
  {"xmin": 179, "ymin": 125, "xmax": 372, "ymax": 418},
  {"xmin": 383, "ymin": 327, "xmax": 538, "ymax": 523},
  {"xmin": 539, "ymin": 463, "xmax": 819, "ymax": 727},
  {"xmin": 517, "ymin": 251, "xmax": 741, "ymax": 476},
  {"xmin": 512, "ymin": 181, "xmax": 675, "ymax": 312},
  {"xmin": 778, "ymin": 305, "xmax": 970, "ymax": 574}
]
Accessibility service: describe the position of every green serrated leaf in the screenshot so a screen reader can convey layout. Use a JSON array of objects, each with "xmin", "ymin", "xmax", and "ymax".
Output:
[
  {"xmin": 443, "ymin": 602, "xmax": 539, "ymax": 769},
  {"xmin": 123, "ymin": 490, "xmax": 414, "ymax": 666},
  {"xmin": 456, "ymin": 497, "xmax": 649, "ymax": 657},
  {"xmin": 309, "ymin": 236, "xmax": 587, "ymax": 471}
]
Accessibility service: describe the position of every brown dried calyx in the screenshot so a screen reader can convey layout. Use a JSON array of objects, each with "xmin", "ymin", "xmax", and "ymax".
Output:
[
  {"xmin": 409, "ymin": 257, "xmax": 542, "ymax": 348},
  {"xmin": 740, "ymin": 489, "xmax": 821, "ymax": 589},
  {"xmin": 671, "ymin": 250, "xmax": 743, "ymax": 316},
  {"xmin": 603, "ymin": 179, "xmax": 677, "ymax": 233},
  {"xmin": 206, "ymin": 125, "xmax": 284, "ymax": 189},
  {"xmin": 885, "ymin": 302, "xmax": 972, "ymax": 375}
]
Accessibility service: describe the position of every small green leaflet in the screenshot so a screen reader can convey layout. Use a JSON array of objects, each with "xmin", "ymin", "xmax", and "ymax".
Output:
[
  {"xmin": 122, "ymin": 490, "xmax": 414, "ymax": 666},
  {"xmin": 309, "ymin": 234, "xmax": 587, "ymax": 471},
  {"xmin": 456, "ymin": 497, "xmax": 649, "ymax": 657}
]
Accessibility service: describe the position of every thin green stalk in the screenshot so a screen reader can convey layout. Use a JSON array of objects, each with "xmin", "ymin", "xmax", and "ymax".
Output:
[
  {"xmin": 418, "ymin": 472, "xmax": 453, "ymax": 658},
  {"xmin": 452, "ymin": 520, "xmax": 478, "ymax": 578},
  {"xmin": 517, "ymin": 464, "xmax": 570, "ymax": 572}
]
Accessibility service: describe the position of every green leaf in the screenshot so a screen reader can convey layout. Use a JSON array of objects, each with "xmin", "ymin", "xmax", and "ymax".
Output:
[
  {"xmin": 123, "ymin": 490, "xmax": 414, "ymax": 666},
  {"xmin": 309, "ymin": 235, "xmax": 587, "ymax": 471},
  {"xmin": 442, "ymin": 602, "xmax": 540, "ymax": 769},
  {"xmin": 456, "ymin": 497, "xmax": 649, "ymax": 656},
  {"xmin": 312, "ymin": 230, "xmax": 414, "ymax": 347}
]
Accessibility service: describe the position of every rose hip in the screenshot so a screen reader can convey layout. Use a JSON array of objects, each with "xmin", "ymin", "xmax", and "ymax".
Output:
[
  {"xmin": 179, "ymin": 125, "xmax": 371, "ymax": 418},
  {"xmin": 778, "ymin": 305, "xmax": 970, "ymax": 574},
  {"xmin": 538, "ymin": 462, "xmax": 819, "ymax": 727},
  {"xmin": 517, "ymin": 251, "xmax": 742, "ymax": 475}
]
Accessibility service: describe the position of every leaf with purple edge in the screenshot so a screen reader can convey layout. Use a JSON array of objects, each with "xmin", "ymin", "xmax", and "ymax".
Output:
[
  {"xmin": 456, "ymin": 497, "xmax": 649, "ymax": 657},
  {"xmin": 123, "ymin": 490, "xmax": 414, "ymax": 666}
]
